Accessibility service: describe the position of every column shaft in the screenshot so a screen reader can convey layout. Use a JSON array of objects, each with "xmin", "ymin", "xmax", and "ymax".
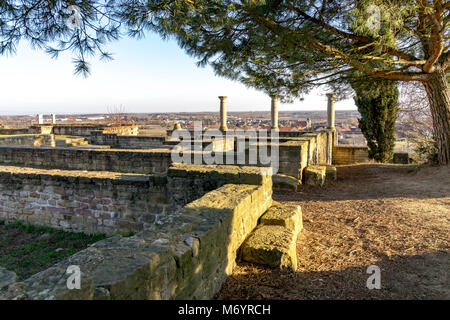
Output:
[
  {"xmin": 326, "ymin": 93, "xmax": 336, "ymax": 129},
  {"xmin": 218, "ymin": 96, "xmax": 228, "ymax": 132},
  {"xmin": 271, "ymin": 95, "xmax": 279, "ymax": 130}
]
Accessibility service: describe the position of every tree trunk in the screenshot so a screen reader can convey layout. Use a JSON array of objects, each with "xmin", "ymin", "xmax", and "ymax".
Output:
[{"xmin": 423, "ymin": 69, "xmax": 450, "ymax": 165}]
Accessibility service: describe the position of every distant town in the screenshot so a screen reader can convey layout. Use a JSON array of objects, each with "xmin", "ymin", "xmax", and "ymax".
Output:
[{"xmin": 0, "ymin": 109, "xmax": 413, "ymax": 152}]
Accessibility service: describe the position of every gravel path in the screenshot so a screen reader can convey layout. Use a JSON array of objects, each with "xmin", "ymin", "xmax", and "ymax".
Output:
[{"xmin": 216, "ymin": 164, "xmax": 450, "ymax": 300}]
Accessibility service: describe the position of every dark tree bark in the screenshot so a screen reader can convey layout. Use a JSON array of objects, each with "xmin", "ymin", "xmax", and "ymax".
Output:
[{"xmin": 423, "ymin": 69, "xmax": 450, "ymax": 165}]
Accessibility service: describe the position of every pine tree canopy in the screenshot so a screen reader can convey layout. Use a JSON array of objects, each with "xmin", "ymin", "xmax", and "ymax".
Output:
[
  {"xmin": 116, "ymin": 0, "xmax": 448, "ymax": 99},
  {"xmin": 1, "ymin": 1, "xmax": 449, "ymax": 163}
]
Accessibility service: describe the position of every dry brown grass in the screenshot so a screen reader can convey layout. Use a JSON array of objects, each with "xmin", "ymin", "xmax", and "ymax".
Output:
[{"xmin": 216, "ymin": 164, "xmax": 450, "ymax": 300}]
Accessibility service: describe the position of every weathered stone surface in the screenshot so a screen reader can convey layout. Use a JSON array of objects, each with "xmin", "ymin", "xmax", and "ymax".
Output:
[
  {"xmin": 241, "ymin": 225, "xmax": 297, "ymax": 271},
  {"xmin": 393, "ymin": 153, "xmax": 409, "ymax": 164},
  {"xmin": 0, "ymin": 165, "xmax": 170, "ymax": 235},
  {"xmin": 0, "ymin": 267, "xmax": 17, "ymax": 291},
  {"xmin": 333, "ymin": 146, "xmax": 369, "ymax": 165},
  {"xmin": 325, "ymin": 166, "xmax": 337, "ymax": 181},
  {"xmin": 0, "ymin": 129, "xmax": 337, "ymax": 300},
  {"xmin": 272, "ymin": 174, "xmax": 300, "ymax": 191},
  {"xmin": 304, "ymin": 165, "xmax": 326, "ymax": 187},
  {"xmin": 167, "ymin": 164, "xmax": 273, "ymax": 207},
  {"xmin": 0, "ymin": 134, "xmax": 55, "ymax": 147},
  {"xmin": 0, "ymin": 169, "xmax": 273, "ymax": 300},
  {"xmin": 260, "ymin": 203, "xmax": 302, "ymax": 234}
]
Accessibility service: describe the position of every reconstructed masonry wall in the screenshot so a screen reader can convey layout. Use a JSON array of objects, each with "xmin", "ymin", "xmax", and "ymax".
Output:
[
  {"xmin": 0, "ymin": 135, "xmax": 55, "ymax": 147},
  {"xmin": 0, "ymin": 165, "xmax": 273, "ymax": 300},
  {"xmin": 27, "ymin": 124, "xmax": 138, "ymax": 137},
  {"xmin": 0, "ymin": 131, "xmax": 333, "ymax": 179},
  {"xmin": 332, "ymin": 145, "xmax": 369, "ymax": 165},
  {"xmin": 0, "ymin": 146, "xmax": 173, "ymax": 174},
  {"xmin": 0, "ymin": 166, "xmax": 169, "ymax": 234},
  {"xmin": 90, "ymin": 132, "xmax": 167, "ymax": 149}
]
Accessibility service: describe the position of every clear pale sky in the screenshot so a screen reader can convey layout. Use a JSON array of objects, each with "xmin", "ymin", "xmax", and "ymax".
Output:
[{"xmin": 0, "ymin": 33, "xmax": 356, "ymax": 115}]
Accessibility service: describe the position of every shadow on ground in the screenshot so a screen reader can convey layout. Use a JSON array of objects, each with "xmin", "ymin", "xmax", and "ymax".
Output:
[
  {"xmin": 216, "ymin": 250, "xmax": 449, "ymax": 300},
  {"xmin": 216, "ymin": 164, "xmax": 450, "ymax": 300}
]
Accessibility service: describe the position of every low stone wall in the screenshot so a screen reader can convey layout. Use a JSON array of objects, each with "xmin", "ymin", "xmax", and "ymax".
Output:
[
  {"xmin": 27, "ymin": 124, "xmax": 138, "ymax": 137},
  {"xmin": 271, "ymin": 131, "xmax": 333, "ymax": 180},
  {"xmin": 0, "ymin": 130, "xmax": 333, "ymax": 180},
  {"xmin": 0, "ymin": 165, "xmax": 273, "ymax": 300},
  {"xmin": 51, "ymin": 125, "xmax": 106, "ymax": 136},
  {"xmin": 0, "ymin": 135, "xmax": 55, "ymax": 147},
  {"xmin": 102, "ymin": 125, "xmax": 139, "ymax": 136},
  {"xmin": 90, "ymin": 132, "xmax": 166, "ymax": 149},
  {"xmin": 167, "ymin": 164, "xmax": 272, "ymax": 207},
  {"xmin": 0, "ymin": 146, "xmax": 173, "ymax": 174},
  {"xmin": 29, "ymin": 126, "xmax": 56, "ymax": 135},
  {"xmin": 165, "ymin": 138, "xmax": 235, "ymax": 152},
  {"xmin": 0, "ymin": 166, "xmax": 169, "ymax": 234},
  {"xmin": 332, "ymin": 145, "xmax": 369, "ymax": 164},
  {"xmin": 0, "ymin": 128, "xmax": 30, "ymax": 135},
  {"xmin": 91, "ymin": 132, "xmax": 235, "ymax": 152}
]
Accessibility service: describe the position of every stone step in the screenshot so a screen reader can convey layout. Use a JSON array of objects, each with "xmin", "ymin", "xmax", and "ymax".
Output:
[
  {"xmin": 260, "ymin": 202, "xmax": 302, "ymax": 234},
  {"xmin": 303, "ymin": 165, "xmax": 337, "ymax": 186},
  {"xmin": 241, "ymin": 225, "xmax": 298, "ymax": 271},
  {"xmin": 272, "ymin": 174, "xmax": 300, "ymax": 192},
  {"xmin": 241, "ymin": 203, "xmax": 303, "ymax": 270},
  {"xmin": 304, "ymin": 165, "xmax": 326, "ymax": 186}
]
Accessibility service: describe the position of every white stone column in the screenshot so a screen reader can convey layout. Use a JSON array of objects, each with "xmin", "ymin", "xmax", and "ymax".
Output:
[
  {"xmin": 326, "ymin": 93, "xmax": 337, "ymax": 146},
  {"xmin": 51, "ymin": 114, "xmax": 56, "ymax": 124},
  {"xmin": 218, "ymin": 96, "xmax": 228, "ymax": 132},
  {"xmin": 326, "ymin": 93, "xmax": 336, "ymax": 129},
  {"xmin": 271, "ymin": 95, "xmax": 279, "ymax": 131},
  {"xmin": 37, "ymin": 114, "xmax": 43, "ymax": 125}
]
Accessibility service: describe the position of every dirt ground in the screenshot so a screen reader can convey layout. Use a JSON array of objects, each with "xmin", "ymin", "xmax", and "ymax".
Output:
[{"xmin": 216, "ymin": 164, "xmax": 450, "ymax": 300}]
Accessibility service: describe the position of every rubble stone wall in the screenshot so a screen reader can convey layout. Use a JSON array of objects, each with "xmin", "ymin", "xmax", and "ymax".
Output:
[{"xmin": 0, "ymin": 165, "xmax": 273, "ymax": 300}]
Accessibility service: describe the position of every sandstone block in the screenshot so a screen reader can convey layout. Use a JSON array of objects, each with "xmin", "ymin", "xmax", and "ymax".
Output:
[
  {"xmin": 393, "ymin": 153, "xmax": 409, "ymax": 164},
  {"xmin": 304, "ymin": 166, "xmax": 326, "ymax": 187},
  {"xmin": 241, "ymin": 225, "xmax": 297, "ymax": 270},
  {"xmin": 325, "ymin": 166, "xmax": 337, "ymax": 181},
  {"xmin": 260, "ymin": 203, "xmax": 302, "ymax": 234},
  {"xmin": 272, "ymin": 174, "xmax": 300, "ymax": 192}
]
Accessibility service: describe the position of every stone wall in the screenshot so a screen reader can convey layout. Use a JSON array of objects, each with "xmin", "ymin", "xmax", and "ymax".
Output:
[
  {"xmin": 0, "ymin": 130, "xmax": 333, "ymax": 180},
  {"xmin": 166, "ymin": 164, "xmax": 272, "ymax": 207},
  {"xmin": 28, "ymin": 126, "xmax": 54, "ymax": 135},
  {"xmin": 0, "ymin": 165, "xmax": 273, "ymax": 300},
  {"xmin": 102, "ymin": 125, "xmax": 139, "ymax": 136},
  {"xmin": 246, "ymin": 131, "xmax": 333, "ymax": 181},
  {"xmin": 91, "ymin": 132, "xmax": 235, "ymax": 152},
  {"xmin": 165, "ymin": 138, "xmax": 235, "ymax": 152},
  {"xmin": 0, "ymin": 128, "xmax": 30, "ymax": 135},
  {"xmin": 0, "ymin": 146, "xmax": 173, "ymax": 174},
  {"xmin": 90, "ymin": 132, "xmax": 166, "ymax": 149},
  {"xmin": 0, "ymin": 135, "xmax": 55, "ymax": 147},
  {"xmin": 27, "ymin": 124, "xmax": 138, "ymax": 137},
  {"xmin": 332, "ymin": 145, "xmax": 369, "ymax": 164},
  {"xmin": 0, "ymin": 166, "xmax": 169, "ymax": 235}
]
